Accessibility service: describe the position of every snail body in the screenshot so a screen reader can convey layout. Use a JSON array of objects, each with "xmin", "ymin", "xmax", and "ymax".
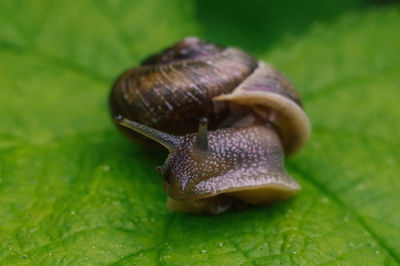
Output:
[{"xmin": 110, "ymin": 37, "xmax": 310, "ymax": 214}]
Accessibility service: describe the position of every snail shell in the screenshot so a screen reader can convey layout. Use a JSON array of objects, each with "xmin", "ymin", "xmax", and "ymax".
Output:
[{"xmin": 110, "ymin": 37, "xmax": 310, "ymax": 214}]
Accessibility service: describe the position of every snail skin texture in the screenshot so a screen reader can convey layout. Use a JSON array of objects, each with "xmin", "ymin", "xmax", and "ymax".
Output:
[{"xmin": 110, "ymin": 37, "xmax": 311, "ymax": 214}]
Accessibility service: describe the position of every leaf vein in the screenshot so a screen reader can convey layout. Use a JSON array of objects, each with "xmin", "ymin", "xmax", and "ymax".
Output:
[
  {"xmin": 0, "ymin": 40, "xmax": 109, "ymax": 84},
  {"xmin": 290, "ymin": 164, "xmax": 400, "ymax": 263}
]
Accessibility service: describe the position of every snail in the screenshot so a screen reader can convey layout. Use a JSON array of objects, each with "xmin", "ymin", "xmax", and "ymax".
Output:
[{"xmin": 109, "ymin": 37, "xmax": 310, "ymax": 214}]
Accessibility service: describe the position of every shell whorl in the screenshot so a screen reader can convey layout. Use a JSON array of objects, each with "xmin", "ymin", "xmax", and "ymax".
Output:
[
  {"xmin": 109, "ymin": 37, "xmax": 309, "ymax": 154},
  {"xmin": 110, "ymin": 37, "xmax": 257, "ymax": 136}
]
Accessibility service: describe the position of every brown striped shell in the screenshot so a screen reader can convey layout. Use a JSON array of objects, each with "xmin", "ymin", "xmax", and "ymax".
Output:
[
  {"xmin": 110, "ymin": 38, "xmax": 256, "ymax": 138},
  {"xmin": 110, "ymin": 37, "xmax": 311, "ymax": 214}
]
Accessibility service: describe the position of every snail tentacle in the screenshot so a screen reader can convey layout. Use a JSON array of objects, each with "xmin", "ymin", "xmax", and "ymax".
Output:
[
  {"xmin": 195, "ymin": 117, "xmax": 209, "ymax": 155},
  {"xmin": 114, "ymin": 115, "xmax": 182, "ymax": 152}
]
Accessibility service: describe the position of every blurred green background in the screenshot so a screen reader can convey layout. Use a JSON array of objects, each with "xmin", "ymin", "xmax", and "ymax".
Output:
[{"xmin": 1, "ymin": 0, "xmax": 400, "ymax": 264}]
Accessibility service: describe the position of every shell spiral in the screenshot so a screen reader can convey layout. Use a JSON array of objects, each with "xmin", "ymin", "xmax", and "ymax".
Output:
[{"xmin": 109, "ymin": 37, "xmax": 309, "ymax": 155}]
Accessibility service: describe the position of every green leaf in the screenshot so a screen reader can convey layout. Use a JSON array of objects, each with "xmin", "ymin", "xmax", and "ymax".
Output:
[{"xmin": 1, "ymin": 0, "xmax": 399, "ymax": 264}]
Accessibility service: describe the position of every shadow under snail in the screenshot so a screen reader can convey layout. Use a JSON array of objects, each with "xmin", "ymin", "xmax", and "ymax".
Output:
[{"xmin": 109, "ymin": 37, "xmax": 311, "ymax": 214}]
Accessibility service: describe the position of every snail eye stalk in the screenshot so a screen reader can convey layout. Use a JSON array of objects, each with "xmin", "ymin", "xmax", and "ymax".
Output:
[
  {"xmin": 114, "ymin": 115, "xmax": 181, "ymax": 152},
  {"xmin": 195, "ymin": 117, "xmax": 209, "ymax": 154}
]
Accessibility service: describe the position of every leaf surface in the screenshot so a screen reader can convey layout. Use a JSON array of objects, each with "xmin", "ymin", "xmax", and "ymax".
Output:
[{"xmin": 1, "ymin": 0, "xmax": 399, "ymax": 264}]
